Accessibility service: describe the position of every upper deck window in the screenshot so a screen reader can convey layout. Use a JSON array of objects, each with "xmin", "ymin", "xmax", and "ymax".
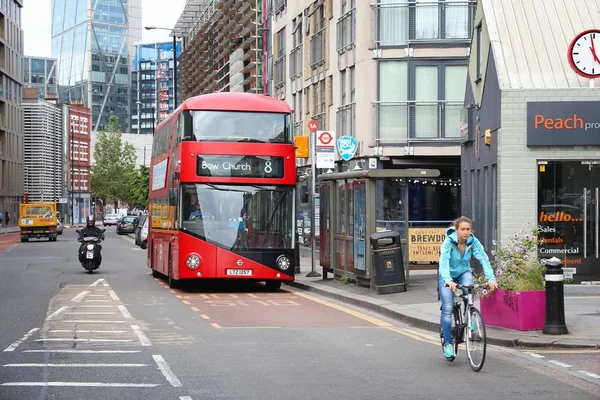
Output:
[{"xmin": 181, "ymin": 111, "xmax": 292, "ymax": 144}]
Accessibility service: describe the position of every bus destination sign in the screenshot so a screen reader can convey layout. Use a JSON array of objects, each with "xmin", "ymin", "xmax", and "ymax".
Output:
[{"xmin": 196, "ymin": 155, "xmax": 284, "ymax": 178}]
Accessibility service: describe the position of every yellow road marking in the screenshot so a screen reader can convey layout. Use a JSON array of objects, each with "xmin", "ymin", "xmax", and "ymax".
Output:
[
  {"xmin": 175, "ymin": 295, "xmax": 183, "ymax": 299},
  {"xmin": 527, "ymin": 349, "xmax": 600, "ymax": 354},
  {"xmin": 169, "ymin": 290, "xmax": 176, "ymax": 294},
  {"xmin": 386, "ymin": 327, "xmax": 439, "ymax": 345},
  {"xmin": 287, "ymin": 289, "xmax": 393, "ymax": 327},
  {"xmin": 200, "ymin": 314, "xmax": 210, "ymax": 320},
  {"xmin": 182, "ymin": 301, "xmax": 190, "ymax": 305},
  {"xmin": 210, "ymin": 323, "xmax": 222, "ymax": 329},
  {"xmin": 190, "ymin": 306, "xmax": 199, "ymax": 311}
]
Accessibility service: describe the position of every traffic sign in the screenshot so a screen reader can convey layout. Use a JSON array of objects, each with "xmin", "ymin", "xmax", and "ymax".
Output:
[
  {"xmin": 308, "ymin": 119, "xmax": 319, "ymax": 132},
  {"xmin": 316, "ymin": 131, "xmax": 335, "ymax": 148}
]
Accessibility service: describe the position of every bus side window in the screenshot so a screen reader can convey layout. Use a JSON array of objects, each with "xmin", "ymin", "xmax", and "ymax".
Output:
[{"xmin": 181, "ymin": 112, "xmax": 193, "ymax": 141}]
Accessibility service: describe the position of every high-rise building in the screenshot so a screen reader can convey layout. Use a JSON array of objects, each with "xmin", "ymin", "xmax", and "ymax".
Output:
[
  {"xmin": 65, "ymin": 104, "xmax": 92, "ymax": 225},
  {"xmin": 173, "ymin": 0, "xmax": 267, "ymax": 99},
  {"xmin": 22, "ymin": 88, "xmax": 62, "ymax": 203},
  {"xmin": 0, "ymin": 0, "xmax": 24, "ymax": 224},
  {"xmin": 51, "ymin": 0, "xmax": 142, "ymax": 133},
  {"xmin": 131, "ymin": 41, "xmax": 182, "ymax": 134},
  {"xmin": 23, "ymin": 56, "xmax": 58, "ymax": 100}
]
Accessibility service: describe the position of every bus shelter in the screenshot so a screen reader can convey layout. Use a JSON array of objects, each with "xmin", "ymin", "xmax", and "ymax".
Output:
[{"xmin": 317, "ymin": 168, "xmax": 440, "ymax": 290}]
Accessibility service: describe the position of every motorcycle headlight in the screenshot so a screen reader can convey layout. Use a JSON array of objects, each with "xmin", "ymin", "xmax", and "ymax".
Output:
[
  {"xmin": 276, "ymin": 255, "xmax": 290, "ymax": 271},
  {"xmin": 186, "ymin": 255, "xmax": 200, "ymax": 269},
  {"xmin": 86, "ymin": 244, "xmax": 94, "ymax": 250}
]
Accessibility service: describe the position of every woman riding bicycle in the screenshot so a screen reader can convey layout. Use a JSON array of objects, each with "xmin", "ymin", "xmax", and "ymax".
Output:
[{"xmin": 439, "ymin": 216, "xmax": 497, "ymax": 359}]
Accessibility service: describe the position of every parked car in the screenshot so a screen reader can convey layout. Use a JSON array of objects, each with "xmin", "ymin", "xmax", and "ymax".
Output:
[
  {"xmin": 134, "ymin": 214, "xmax": 148, "ymax": 246},
  {"xmin": 56, "ymin": 218, "xmax": 63, "ymax": 235},
  {"xmin": 103, "ymin": 213, "xmax": 121, "ymax": 226},
  {"xmin": 116, "ymin": 216, "xmax": 139, "ymax": 235},
  {"xmin": 140, "ymin": 217, "xmax": 149, "ymax": 249}
]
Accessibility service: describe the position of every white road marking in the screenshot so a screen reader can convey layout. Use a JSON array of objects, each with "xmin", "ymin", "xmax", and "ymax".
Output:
[
  {"xmin": 35, "ymin": 339, "xmax": 132, "ymax": 342},
  {"xmin": 25, "ymin": 350, "xmax": 140, "ymax": 354},
  {"xmin": 152, "ymin": 355, "xmax": 182, "ymax": 387},
  {"xmin": 109, "ymin": 290, "xmax": 120, "ymax": 301},
  {"xmin": 66, "ymin": 312, "xmax": 116, "ymax": 315},
  {"xmin": 1, "ymin": 382, "xmax": 159, "ymax": 387},
  {"xmin": 4, "ymin": 363, "xmax": 147, "ymax": 367},
  {"xmin": 131, "ymin": 325, "xmax": 151, "ymax": 346},
  {"xmin": 3, "ymin": 328, "xmax": 40, "ymax": 352},
  {"xmin": 524, "ymin": 352, "xmax": 545, "ymax": 359},
  {"xmin": 49, "ymin": 330, "xmax": 126, "ymax": 334},
  {"xmin": 46, "ymin": 306, "xmax": 69, "ymax": 320},
  {"xmin": 71, "ymin": 291, "xmax": 90, "ymax": 302},
  {"xmin": 118, "ymin": 305, "xmax": 132, "ymax": 319},
  {"xmin": 579, "ymin": 370, "xmax": 600, "ymax": 379},
  {"xmin": 180, "ymin": 397, "xmax": 193, "ymax": 400},
  {"xmin": 79, "ymin": 305, "xmax": 112, "ymax": 308},
  {"xmin": 61, "ymin": 320, "xmax": 126, "ymax": 323},
  {"xmin": 89, "ymin": 294, "xmax": 107, "ymax": 297},
  {"xmin": 90, "ymin": 278, "xmax": 109, "ymax": 286},
  {"xmin": 84, "ymin": 300, "xmax": 110, "ymax": 302},
  {"xmin": 549, "ymin": 360, "xmax": 573, "ymax": 368}
]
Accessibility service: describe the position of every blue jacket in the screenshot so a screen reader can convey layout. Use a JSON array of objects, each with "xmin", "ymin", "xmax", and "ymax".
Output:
[{"xmin": 439, "ymin": 226, "xmax": 496, "ymax": 283}]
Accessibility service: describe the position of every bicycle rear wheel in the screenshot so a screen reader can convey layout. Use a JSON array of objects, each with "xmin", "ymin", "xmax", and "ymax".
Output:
[{"xmin": 465, "ymin": 308, "xmax": 487, "ymax": 372}]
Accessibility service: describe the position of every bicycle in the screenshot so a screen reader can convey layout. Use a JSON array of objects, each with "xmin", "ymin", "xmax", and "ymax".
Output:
[{"xmin": 439, "ymin": 283, "xmax": 487, "ymax": 372}]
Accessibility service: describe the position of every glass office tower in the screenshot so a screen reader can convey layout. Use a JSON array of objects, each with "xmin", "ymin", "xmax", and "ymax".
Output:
[{"xmin": 51, "ymin": 0, "xmax": 142, "ymax": 133}]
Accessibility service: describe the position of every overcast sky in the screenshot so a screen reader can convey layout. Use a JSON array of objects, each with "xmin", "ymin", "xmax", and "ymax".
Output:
[{"xmin": 23, "ymin": 1, "xmax": 187, "ymax": 57}]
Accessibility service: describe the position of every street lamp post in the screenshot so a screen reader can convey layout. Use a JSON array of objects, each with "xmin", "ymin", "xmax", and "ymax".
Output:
[{"xmin": 144, "ymin": 26, "xmax": 178, "ymax": 109}]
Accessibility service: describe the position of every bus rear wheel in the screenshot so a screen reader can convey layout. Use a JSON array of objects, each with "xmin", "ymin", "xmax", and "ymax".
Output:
[{"xmin": 265, "ymin": 281, "xmax": 282, "ymax": 291}]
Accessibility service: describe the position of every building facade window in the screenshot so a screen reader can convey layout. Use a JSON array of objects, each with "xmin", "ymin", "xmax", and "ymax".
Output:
[
  {"xmin": 376, "ymin": 60, "xmax": 466, "ymax": 144},
  {"xmin": 375, "ymin": 0, "xmax": 476, "ymax": 47},
  {"xmin": 476, "ymin": 23, "xmax": 482, "ymax": 80}
]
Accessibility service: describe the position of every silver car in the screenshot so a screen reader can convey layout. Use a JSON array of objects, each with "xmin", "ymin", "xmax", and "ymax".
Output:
[{"xmin": 103, "ymin": 213, "xmax": 121, "ymax": 226}]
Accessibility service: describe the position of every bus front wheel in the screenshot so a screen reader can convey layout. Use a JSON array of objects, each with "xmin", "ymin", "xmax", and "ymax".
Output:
[
  {"xmin": 265, "ymin": 280, "xmax": 282, "ymax": 291},
  {"xmin": 168, "ymin": 250, "xmax": 178, "ymax": 289}
]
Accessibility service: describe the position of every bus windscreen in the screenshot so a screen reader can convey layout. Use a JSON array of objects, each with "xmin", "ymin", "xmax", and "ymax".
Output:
[{"xmin": 184, "ymin": 111, "xmax": 292, "ymax": 143}]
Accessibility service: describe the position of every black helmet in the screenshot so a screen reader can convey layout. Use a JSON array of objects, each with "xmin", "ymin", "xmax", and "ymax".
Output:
[{"xmin": 86, "ymin": 215, "xmax": 95, "ymax": 227}]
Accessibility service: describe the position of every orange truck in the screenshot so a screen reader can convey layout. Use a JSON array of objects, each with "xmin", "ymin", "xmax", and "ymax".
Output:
[{"xmin": 18, "ymin": 202, "xmax": 58, "ymax": 242}]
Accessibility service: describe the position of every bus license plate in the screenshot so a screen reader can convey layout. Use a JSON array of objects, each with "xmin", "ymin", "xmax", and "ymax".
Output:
[
  {"xmin": 226, "ymin": 269, "xmax": 252, "ymax": 276},
  {"xmin": 86, "ymin": 251, "xmax": 94, "ymax": 259}
]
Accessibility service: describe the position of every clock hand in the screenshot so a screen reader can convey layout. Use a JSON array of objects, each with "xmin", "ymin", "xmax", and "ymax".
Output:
[{"xmin": 590, "ymin": 37, "xmax": 600, "ymax": 64}]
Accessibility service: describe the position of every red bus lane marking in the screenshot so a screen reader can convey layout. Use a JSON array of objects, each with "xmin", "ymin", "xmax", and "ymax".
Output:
[
  {"xmin": 176, "ymin": 290, "xmax": 384, "ymax": 329},
  {"xmin": 0, "ymin": 232, "xmax": 19, "ymax": 253}
]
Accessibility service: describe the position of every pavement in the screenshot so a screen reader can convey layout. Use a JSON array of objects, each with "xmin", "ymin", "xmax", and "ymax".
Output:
[{"xmin": 289, "ymin": 256, "xmax": 600, "ymax": 349}]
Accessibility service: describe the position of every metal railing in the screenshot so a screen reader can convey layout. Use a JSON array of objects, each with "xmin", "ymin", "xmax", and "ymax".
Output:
[
  {"xmin": 336, "ymin": 8, "xmax": 355, "ymax": 53},
  {"xmin": 372, "ymin": 1, "xmax": 476, "ymax": 46},
  {"xmin": 336, "ymin": 103, "xmax": 355, "ymax": 138},
  {"xmin": 310, "ymin": 29, "xmax": 326, "ymax": 69},
  {"xmin": 273, "ymin": 0, "xmax": 286, "ymax": 14},
  {"xmin": 311, "ymin": 113, "xmax": 326, "ymax": 131},
  {"xmin": 274, "ymin": 55, "xmax": 286, "ymax": 89},
  {"xmin": 372, "ymin": 101, "xmax": 464, "ymax": 144},
  {"xmin": 289, "ymin": 44, "xmax": 303, "ymax": 80}
]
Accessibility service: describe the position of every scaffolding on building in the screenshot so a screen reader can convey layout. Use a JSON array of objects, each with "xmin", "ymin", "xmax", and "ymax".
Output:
[{"xmin": 174, "ymin": 0, "xmax": 265, "ymax": 99}]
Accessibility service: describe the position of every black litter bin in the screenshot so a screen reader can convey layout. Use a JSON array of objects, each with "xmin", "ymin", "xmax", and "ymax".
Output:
[{"xmin": 370, "ymin": 231, "xmax": 406, "ymax": 294}]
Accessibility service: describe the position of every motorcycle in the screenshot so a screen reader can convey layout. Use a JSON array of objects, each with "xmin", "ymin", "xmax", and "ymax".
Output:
[{"xmin": 76, "ymin": 229, "xmax": 105, "ymax": 274}]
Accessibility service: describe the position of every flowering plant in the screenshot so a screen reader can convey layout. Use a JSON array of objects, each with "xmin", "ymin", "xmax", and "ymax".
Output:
[{"xmin": 475, "ymin": 226, "xmax": 545, "ymax": 297}]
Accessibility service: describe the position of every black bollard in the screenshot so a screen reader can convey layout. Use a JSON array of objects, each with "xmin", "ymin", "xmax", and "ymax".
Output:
[
  {"xmin": 294, "ymin": 231, "xmax": 301, "ymax": 275},
  {"xmin": 542, "ymin": 257, "xmax": 568, "ymax": 335}
]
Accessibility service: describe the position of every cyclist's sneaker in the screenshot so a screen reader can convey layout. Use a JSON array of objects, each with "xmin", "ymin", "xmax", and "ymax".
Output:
[
  {"xmin": 471, "ymin": 320, "xmax": 477, "ymax": 332},
  {"xmin": 443, "ymin": 343, "xmax": 455, "ymax": 358}
]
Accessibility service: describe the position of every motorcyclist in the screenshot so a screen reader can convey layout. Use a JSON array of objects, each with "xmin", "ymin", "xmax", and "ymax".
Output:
[{"xmin": 78, "ymin": 215, "xmax": 104, "ymax": 265}]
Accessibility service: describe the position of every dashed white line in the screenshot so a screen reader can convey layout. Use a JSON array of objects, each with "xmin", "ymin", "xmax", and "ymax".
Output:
[
  {"xmin": 49, "ymin": 330, "xmax": 126, "ymax": 334},
  {"xmin": 71, "ymin": 291, "xmax": 90, "ymax": 302},
  {"xmin": 131, "ymin": 325, "xmax": 152, "ymax": 346},
  {"xmin": 90, "ymin": 278, "xmax": 109, "ymax": 286},
  {"xmin": 118, "ymin": 305, "xmax": 132, "ymax": 319},
  {"xmin": 84, "ymin": 300, "xmax": 110, "ymax": 302},
  {"xmin": 79, "ymin": 305, "xmax": 112, "ymax": 308},
  {"xmin": 3, "ymin": 328, "xmax": 40, "ymax": 352},
  {"xmin": 89, "ymin": 294, "xmax": 107, "ymax": 297},
  {"xmin": 4, "ymin": 363, "xmax": 147, "ymax": 367},
  {"xmin": 46, "ymin": 306, "xmax": 69, "ymax": 320},
  {"xmin": 61, "ymin": 320, "xmax": 126, "ymax": 324},
  {"xmin": 66, "ymin": 312, "xmax": 116, "ymax": 315},
  {"xmin": 579, "ymin": 370, "xmax": 600, "ymax": 379},
  {"xmin": 109, "ymin": 290, "xmax": 120, "ymax": 301},
  {"xmin": 525, "ymin": 352, "xmax": 545, "ymax": 359},
  {"xmin": 152, "ymin": 355, "xmax": 182, "ymax": 387},
  {"xmin": 34, "ymin": 339, "xmax": 132, "ymax": 343},
  {"xmin": 180, "ymin": 397, "xmax": 193, "ymax": 400},
  {"xmin": 549, "ymin": 360, "xmax": 573, "ymax": 368},
  {"xmin": 1, "ymin": 382, "xmax": 159, "ymax": 388},
  {"xmin": 24, "ymin": 350, "xmax": 140, "ymax": 354}
]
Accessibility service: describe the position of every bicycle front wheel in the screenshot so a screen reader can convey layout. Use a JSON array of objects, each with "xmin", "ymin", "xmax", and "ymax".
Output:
[{"xmin": 465, "ymin": 308, "xmax": 487, "ymax": 372}]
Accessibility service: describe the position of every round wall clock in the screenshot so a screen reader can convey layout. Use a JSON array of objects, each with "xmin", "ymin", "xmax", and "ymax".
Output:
[{"xmin": 568, "ymin": 29, "xmax": 600, "ymax": 79}]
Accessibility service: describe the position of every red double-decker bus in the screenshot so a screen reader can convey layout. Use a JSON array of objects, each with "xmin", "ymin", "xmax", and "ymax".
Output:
[{"xmin": 147, "ymin": 92, "xmax": 296, "ymax": 290}]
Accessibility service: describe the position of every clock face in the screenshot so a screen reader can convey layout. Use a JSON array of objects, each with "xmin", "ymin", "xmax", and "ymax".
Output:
[{"xmin": 568, "ymin": 29, "xmax": 600, "ymax": 78}]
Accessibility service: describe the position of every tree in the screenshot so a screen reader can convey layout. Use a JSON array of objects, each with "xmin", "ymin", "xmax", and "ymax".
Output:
[
  {"xmin": 90, "ymin": 116, "xmax": 136, "ymax": 210},
  {"xmin": 123, "ymin": 165, "xmax": 149, "ymax": 209}
]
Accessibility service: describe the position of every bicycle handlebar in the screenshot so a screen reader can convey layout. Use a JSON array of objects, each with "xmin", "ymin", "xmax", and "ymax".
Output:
[{"xmin": 444, "ymin": 283, "xmax": 490, "ymax": 290}]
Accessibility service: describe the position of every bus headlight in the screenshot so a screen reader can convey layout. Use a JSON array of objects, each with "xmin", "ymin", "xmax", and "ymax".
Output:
[
  {"xmin": 276, "ymin": 255, "xmax": 290, "ymax": 271},
  {"xmin": 186, "ymin": 255, "xmax": 200, "ymax": 269}
]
